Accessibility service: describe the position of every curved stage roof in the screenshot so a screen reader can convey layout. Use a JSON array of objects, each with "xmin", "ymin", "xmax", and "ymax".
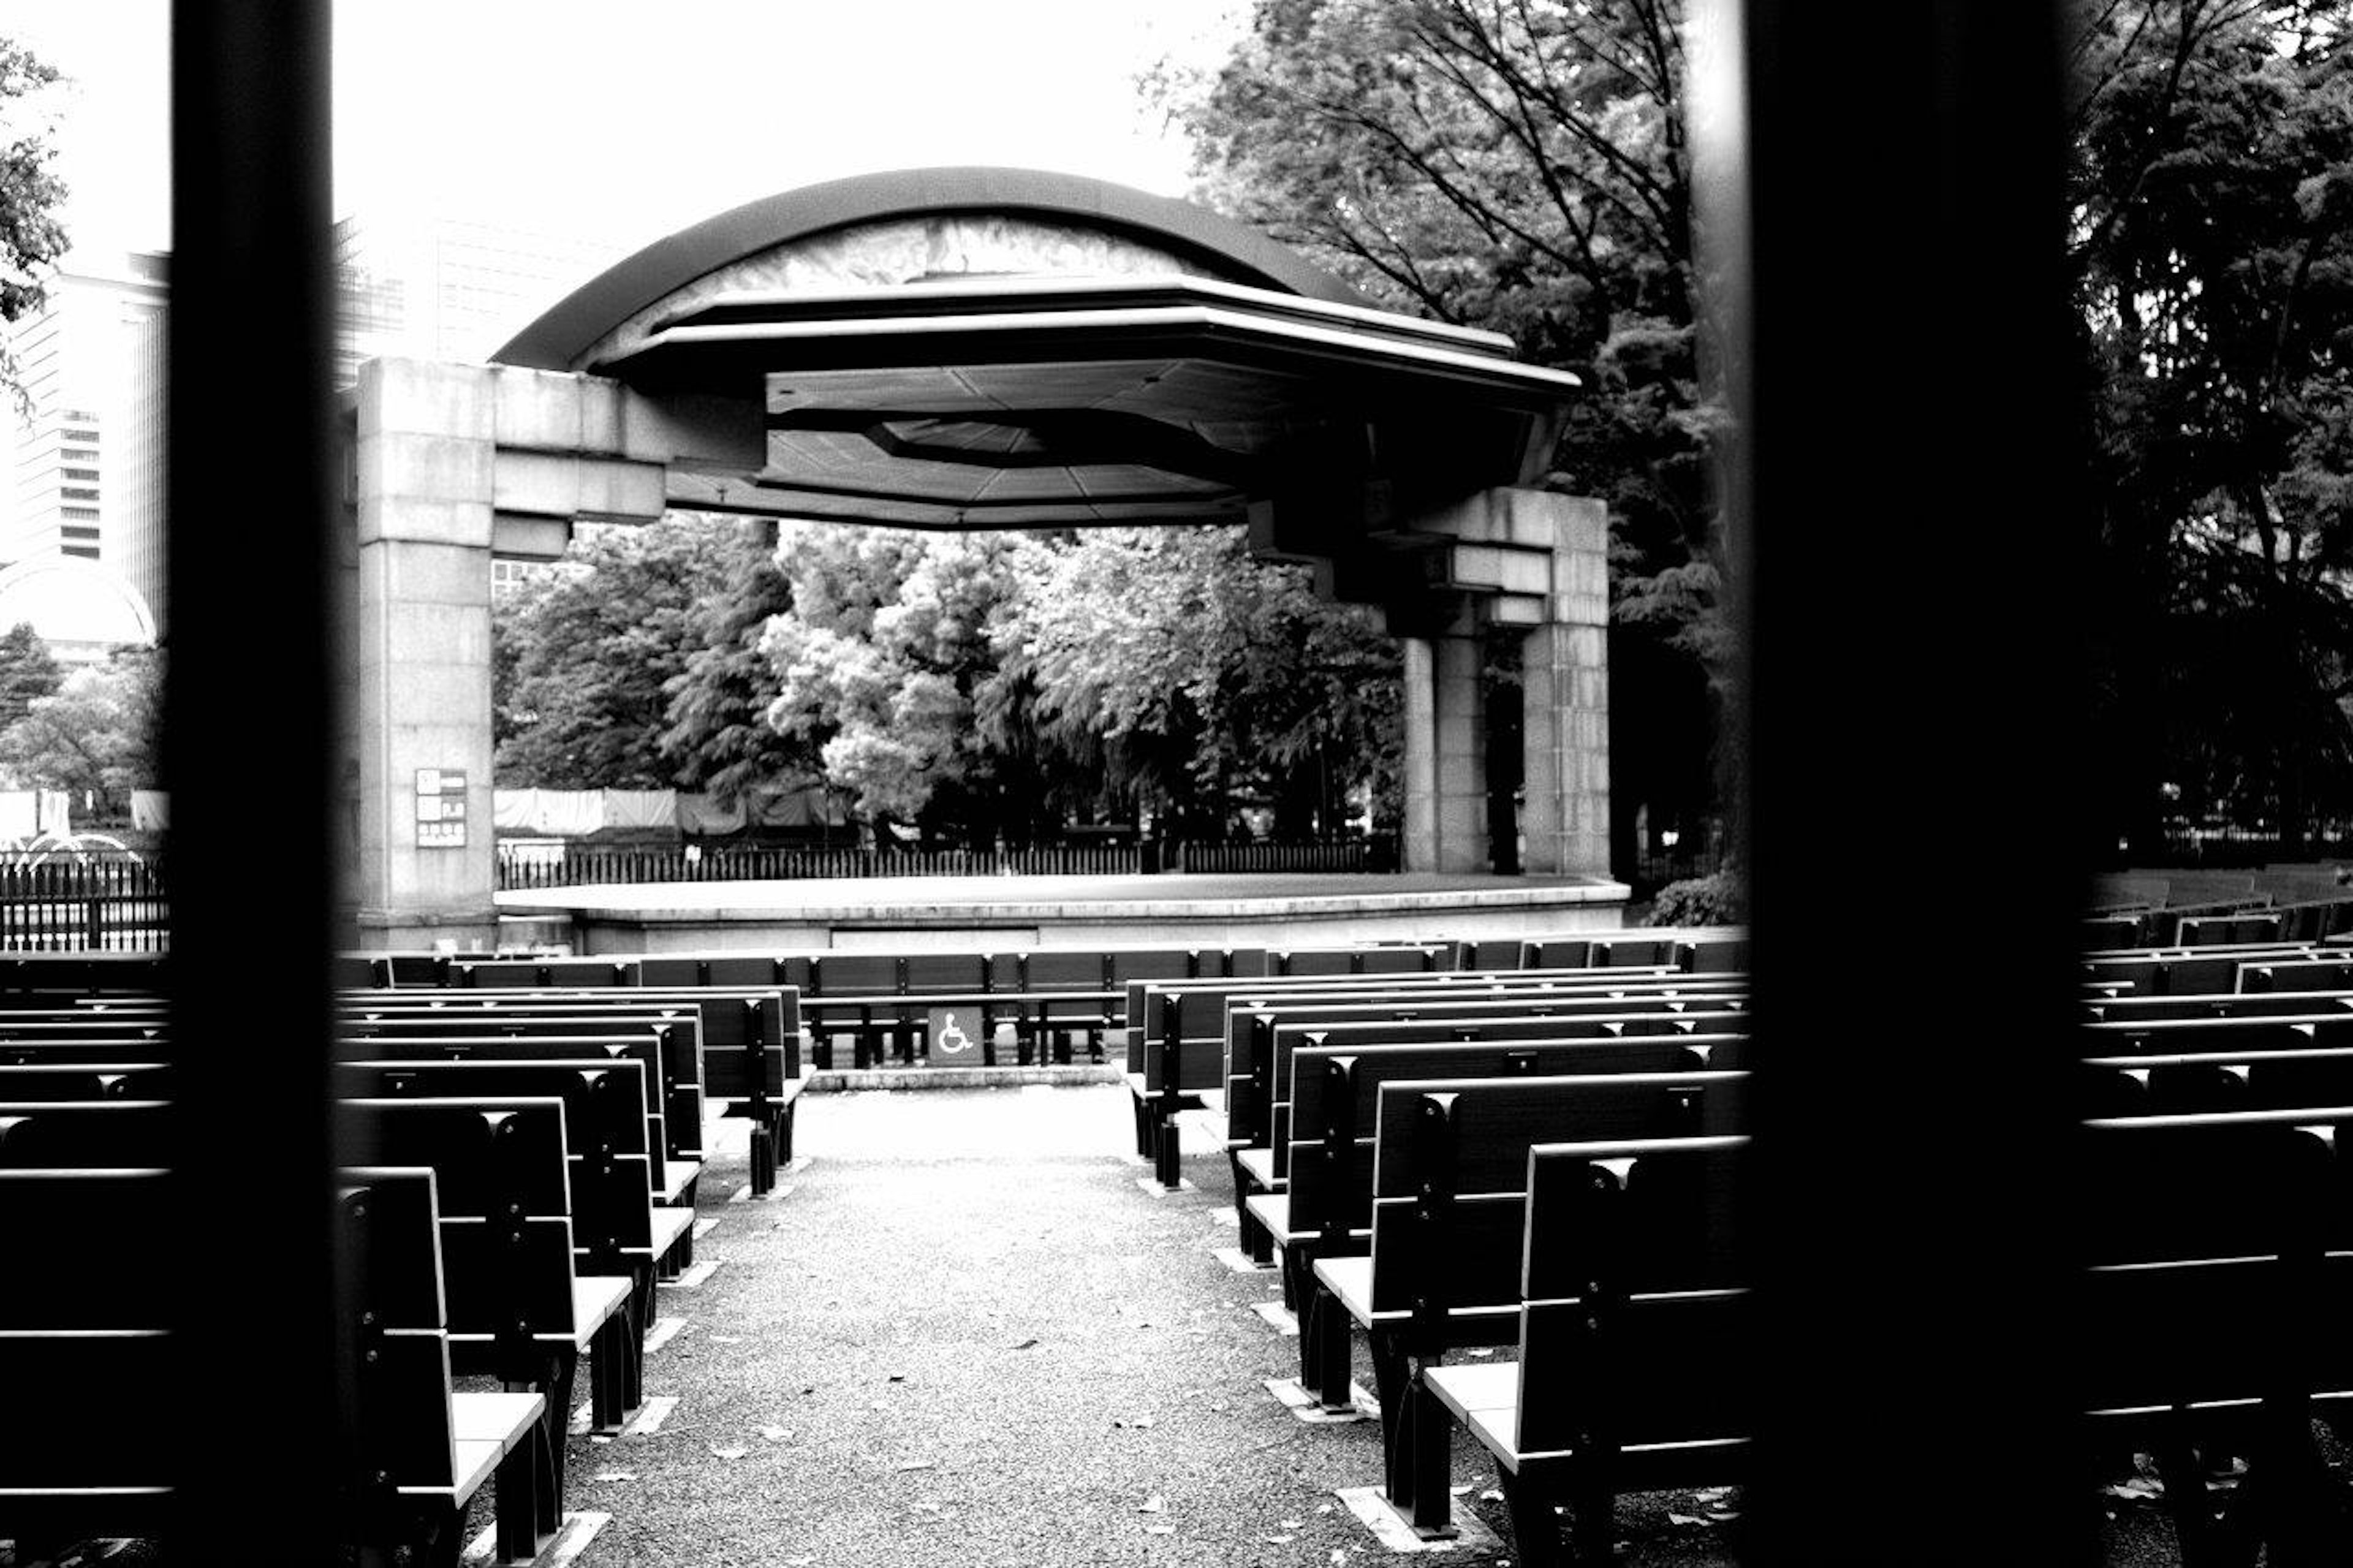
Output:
[{"xmin": 493, "ymin": 169, "xmax": 1580, "ymax": 536}]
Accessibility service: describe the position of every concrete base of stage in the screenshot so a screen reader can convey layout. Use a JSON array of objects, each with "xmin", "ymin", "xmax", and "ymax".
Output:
[{"xmin": 494, "ymin": 871, "xmax": 1632, "ymax": 954}]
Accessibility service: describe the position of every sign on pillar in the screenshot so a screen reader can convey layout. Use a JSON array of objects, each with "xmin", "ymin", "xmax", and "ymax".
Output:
[{"xmin": 414, "ymin": 768, "xmax": 468, "ymax": 848}]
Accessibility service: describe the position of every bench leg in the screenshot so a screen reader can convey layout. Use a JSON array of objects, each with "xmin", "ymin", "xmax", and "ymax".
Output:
[
  {"xmin": 1499, "ymin": 1472, "xmax": 1565, "ymax": 1568},
  {"xmin": 493, "ymin": 1416, "xmax": 561, "ymax": 1564},
  {"xmin": 589, "ymin": 1312, "xmax": 634, "ymax": 1436},
  {"xmin": 772, "ymin": 1102, "xmax": 794, "ymax": 1165},
  {"xmin": 1404, "ymin": 1373, "xmax": 1459, "ymax": 1539},
  {"xmin": 1308, "ymin": 1283, "xmax": 1354, "ymax": 1414},
  {"xmin": 1568, "ymin": 1460, "xmax": 1618, "ymax": 1566},
  {"xmin": 2154, "ymin": 1429, "xmax": 2251, "ymax": 1568},
  {"xmin": 750, "ymin": 1120, "xmax": 778, "ymax": 1195},
  {"xmin": 2251, "ymin": 1404, "xmax": 2337, "ymax": 1568},
  {"xmin": 1154, "ymin": 1107, "xmax": 1182, "ymax": 1187},
  {"xmin": 1368, "ymin": 1329, "xmax": 1411, "ymax": 1495}
]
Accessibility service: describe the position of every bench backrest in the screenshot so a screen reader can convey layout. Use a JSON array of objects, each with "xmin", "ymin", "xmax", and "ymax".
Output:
[
  {"xmin": 333, "ymin": 1029, "xmax": 683, "ymax": 1162},
  {"xmin": 1513, "ymin": 1135, "xmax": 1754, "ymax": 1455},
  {"xmin": 336, "ymin": 1060, "xmax": 654, "ymax": 1271},
  {"xmin": 1286, "ymin": 1042, "xmax": 1739, "ymax": 1269},
  {"xmin": 1254, "ymin": 1010, "xmax": 1749, "ymax": 1158}
]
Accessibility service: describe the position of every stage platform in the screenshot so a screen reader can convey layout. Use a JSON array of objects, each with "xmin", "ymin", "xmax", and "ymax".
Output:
[{"xmin": 496, "ymin": 870, "xmax": 1632, "ymax": 954}]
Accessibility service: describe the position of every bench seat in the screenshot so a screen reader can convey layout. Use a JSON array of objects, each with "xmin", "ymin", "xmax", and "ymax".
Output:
[
  {"xmin": 427, "ymin": 1390, "xmax": 547, "ymax": 1507},
  {"xmin": 1235, "ymin": 1145, "xmax": 1279, "ymax": 1192},
  {"xmin": 659, "ymin": 1159, "xmax": 699, "ymax": 1204},
  {"xmin": 571, "ymin": 1276, "xmax": 632, "ymax": 1354},
  {"xmin": 1423, "ymin": 1361, "xmax": 1520, "ymax": 1459}
]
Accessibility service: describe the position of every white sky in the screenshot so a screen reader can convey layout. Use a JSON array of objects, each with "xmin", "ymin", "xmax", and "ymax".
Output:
[{"xmin": 0, "ymin": 0, "xmax": 1248, "ymax": 262}]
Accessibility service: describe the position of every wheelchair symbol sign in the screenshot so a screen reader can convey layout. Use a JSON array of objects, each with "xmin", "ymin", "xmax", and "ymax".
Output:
[{"xmin": 928, "ymin": 1006, "xmax": 981, "ymax": 1063}]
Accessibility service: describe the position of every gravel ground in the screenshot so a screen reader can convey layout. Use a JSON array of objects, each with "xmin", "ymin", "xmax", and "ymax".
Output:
[{"xmin": 561, "ymin": 1086, "xmax": 1752, "ymax": 1568}]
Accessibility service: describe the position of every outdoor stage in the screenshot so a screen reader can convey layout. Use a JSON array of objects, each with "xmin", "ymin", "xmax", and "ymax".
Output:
[{"xmin": 495, "ymin": 871, "xmax": 1633, "ymax": 954}]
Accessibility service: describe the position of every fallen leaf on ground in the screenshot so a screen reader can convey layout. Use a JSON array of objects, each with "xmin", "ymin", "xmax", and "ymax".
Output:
[
  {"xmin": 1011, "ymin": 1338, "xmax": 1040, "ymax": 1350},
  {"xmin": 894, "ymin": 1459, "xmax": 935, "ymax": 1472},
  {"xmin": 759, "ymin": 1425, "xmax": 790, "ymax": 1442},
  {"xmin": 709, "ymin": 1444, "xmax": 749, "ymax": 1460},
  {"xmin": 1140, "ymin": 1494, "xmax": 1166, "ymax": 1513},
  {"xmin": 708, "ymin": 1335, "xmax": 742, "ymax": 1344},
  {"xmin": 1146, "ymin": 1524, "xmax": 1176, "ymax": 1536},
  {"xmin": 2104, "ymin": 1478, "xmax": 2164, "ymax": 1501},
  {"xmin": 1669, "ymin": 1513, "xmax": 1705, "ymax": 1527},
  {"xmin": 591, "ymin": 1469, "xmax": 638, "ymax": 1482},
  {"xmin": 1264, "ymin": 1534, "xmax": 1295, "ymax": 1545}
]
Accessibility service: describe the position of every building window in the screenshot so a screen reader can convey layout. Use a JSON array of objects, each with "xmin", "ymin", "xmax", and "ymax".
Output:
[
  {"xmin": 62, "ymin": 430, "xmax": 99, "ymax": 444},
  {"xmin": 59, "ymin": 526, "xmax": 100, "ymax": 541},
  {"xmin": 61, "ymin": 469, "xmax": 99, "ymax": 482},
  {"xmin": 59, "ymin": 488, "xmax": 100, "ymax": 501},
  {"xmin": 61, "ymin": 545, "xmax": 97, "ymax": 559},
  {"xmin": 61, "ymin": 449, "xmax": 97, "ymax": 464},
  {"xmin": 60, "ymin": 507, "xmax": 99, "ymax": 521}
]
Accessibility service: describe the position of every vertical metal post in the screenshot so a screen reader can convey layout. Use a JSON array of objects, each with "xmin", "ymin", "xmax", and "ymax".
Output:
[
  {"xmin": 1690, "ymin": 1, "xmax": 2092, "ymax": 1558},
  {"xmin": 164, "ymin": 3, "xmax": 351, "ymax": 1559}
]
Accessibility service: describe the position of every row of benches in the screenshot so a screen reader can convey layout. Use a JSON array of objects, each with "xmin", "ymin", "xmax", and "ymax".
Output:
[
  {"xmin": 1111, "ymin": 953, "xmax": 2353, "ymax": 1564},
  {"xmin": 0, "ymin": 963, "xmax": 825, "ymax": 1564},
  {"xmin": 342, "ymin": 933, "xmax": 1748, "ymax": 1072}
]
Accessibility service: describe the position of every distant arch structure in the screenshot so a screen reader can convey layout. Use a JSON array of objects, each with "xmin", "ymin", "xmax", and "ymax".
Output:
[
  {"xmin": 0, "ymin": 556, "xmax": 157, "ymax": 666},
  {"xmin": 346, "ymin": 168, "xmax": 1616, "ymax": 947}
]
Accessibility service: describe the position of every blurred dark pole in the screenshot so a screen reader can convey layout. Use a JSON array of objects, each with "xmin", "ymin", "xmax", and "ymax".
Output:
[
  {"xmin": 165, "ymin": 3, "xmax": 349, "ymax": 1559},
  {"xmin": 1689, "ymin": 1, "xmax": 2093, "ymax": 1560}
]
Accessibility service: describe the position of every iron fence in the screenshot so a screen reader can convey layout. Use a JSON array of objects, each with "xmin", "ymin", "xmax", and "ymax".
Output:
[
  {"xmin": 0, "ymin": 859, "xmax": 169, "ymax": 951},
  {"xmin": 494, "ymin": 836, "xmax": 1398, "ymax": 890}
]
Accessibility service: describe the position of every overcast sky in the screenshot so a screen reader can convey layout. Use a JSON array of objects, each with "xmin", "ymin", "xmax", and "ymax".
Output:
[{"xmin": 0, "ymin": 0, "xmax": 1247, "ymax": 262}]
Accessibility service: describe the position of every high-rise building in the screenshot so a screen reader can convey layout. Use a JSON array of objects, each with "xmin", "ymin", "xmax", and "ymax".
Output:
[
  {"xmin": 332, "ymin": 212, "xmax": 630, "ymax": 389},
  {"xmin": 3, "ymin": 252, "xmax": 170, "ymax": 630}
]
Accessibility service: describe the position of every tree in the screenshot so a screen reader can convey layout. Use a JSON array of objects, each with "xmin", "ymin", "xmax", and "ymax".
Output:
[
  {"xmin": 1001, "ymin": 527, "xmax": 1400, "ymax": 836},
  {"xmin": 756, "ymin": 523, "xmax": 1035, "ymax": 831},
  {"xmin": 0, "ymin": 620, "xmax": 62, "ymax": 733},
  {"xmin": 0, "ymin": 645, "xmax": 159, "ymax": 811},
  {"xmin": 1161, "ymin": 0, "xmax": 1725, "ymax": 866},
  {"xmin": 0, "ymin": 39, "xmax": 69, "ymax": 414},
  {"xmin": 493, "ymin": 517, "xmax": 758, "ymax": 788},
  {"xmin": 657, "ymin": 525, "xmax": 817, "ymax": 804},
  {"xmin": 2069, "ymin": 2, "xmax": 2353, "ymax": 854}
]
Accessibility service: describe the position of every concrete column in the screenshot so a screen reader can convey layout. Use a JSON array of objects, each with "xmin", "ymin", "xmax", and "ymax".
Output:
[
  {"xmin": 1520, "ymin": 493, "xmax": 1612, "ymax": 876},
  {"xmin": 1400, "ymin": 636, "xmax": 1438, "ymax": 871},
  {"xmin": 352, "ymin": 358, "xmax": 501, "ymax": 949},
  {"xmin": 1431, "ymin": 634, "xmax": 1489, "ymax": 873}
]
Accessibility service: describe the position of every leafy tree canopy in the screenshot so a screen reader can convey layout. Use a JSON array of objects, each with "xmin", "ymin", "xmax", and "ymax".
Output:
[
  {"xmin": 0, "ymin": 620, "xmax": 63, "ymax": 733},
  {"xmin": 0, "ymin": 644, "xmax": 159, "ymax": 808},
  {"xmin": 0, "ymin": 39, "xmax": 68, "ymax": 414}
]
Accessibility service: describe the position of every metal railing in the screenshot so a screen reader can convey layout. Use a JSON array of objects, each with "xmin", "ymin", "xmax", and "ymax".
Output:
[
  {"xmin": 0, "ymin": 860, "xmax": 169, "ymax": 952},
  {"xmin": 493, "ymin": 836, "xmax": 1400, "ymax": 890}
]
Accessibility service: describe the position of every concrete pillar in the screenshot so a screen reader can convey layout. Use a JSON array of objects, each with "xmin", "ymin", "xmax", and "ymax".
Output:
[
  {"xmin": 352, "ymin": 358, "xmax": 501, "ymax": 949},
  {"xmin": 1401, "ymin": 632, "xmax": 1491, "ymax": 874},
  {"xmin": 1520, "ymin": 494, "xmax": 1612, "ymax": 876},
  {"xmin": 1432, "ymin": 634, "xmax": 1489, "ymax": 873},
  {"xmin": 1400, "ymin": 636, "xmax": 1438, "ymax": 871}
]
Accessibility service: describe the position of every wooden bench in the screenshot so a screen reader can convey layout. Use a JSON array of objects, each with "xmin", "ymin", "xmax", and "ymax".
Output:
[
  {"xmin": 335, "ymin": 1058, "xmax": 695, "ymax": 1293},
  {"xmin": 1420, "ymin": 1135, "xmax": 1752, "ymax": 1564},
  {"xmin": 336, "ymin": 1097, "xmax": 642, "ymax": 1452},
  {"xmin": 1300, "ymin": 1069, "xmax": 1748, "ymax": 1434},
  {"xmin": 0, "ymin": 1164, "xmax": 557, "ymax": 1566},
  {"xmin": 1259, "ymin": 1032, "xmax": 1742, "ymax": 1319},
  {"xmin": 366, "ymin": 983, "xmax": 799, "ymax": 1191}
]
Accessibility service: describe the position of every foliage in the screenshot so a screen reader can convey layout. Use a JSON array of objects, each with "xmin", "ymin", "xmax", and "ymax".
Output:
[
  {"xmin": 1644, "ymin": 868, "xmax": 1745, "ymax": 927},
  {"xmin": 1002, "ymin": 527, "xmax": 1400, "ymax": 836},
  {"xmin": 494, "ymin": 517, "xmax": 763, "ymax": 788},
  {"xmin": 755, "ymin": 523, "xmax": 1032, "ymax": 827},
  {"xmin": 2069, "ymin": 2, "xmax": 2353, "ymax": 854},
  {"xmin": 656, "ymin": 524, "xmax": 813, "ymax": 804},
  {"xmin": 0, "ymin": 645, "xmax": 159, "ymax": 808},
  {"xmin": 0, "ymin": 621, "xmax": 62, "ymax": 733},
  {"xmin": 1158, "ymin": 0, "xmax": 1724, "ymax": 857},
  {"xmin": 0, "ymin": 39, "xmax": 67, "ymax": 415}
]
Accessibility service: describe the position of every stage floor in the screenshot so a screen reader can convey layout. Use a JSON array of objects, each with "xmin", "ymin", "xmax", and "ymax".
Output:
[{"xmin": 498, "ymin": 871, "xmax": 1632, "ymax": 953}]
